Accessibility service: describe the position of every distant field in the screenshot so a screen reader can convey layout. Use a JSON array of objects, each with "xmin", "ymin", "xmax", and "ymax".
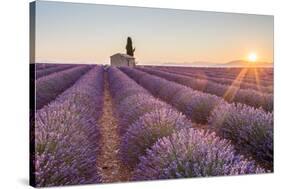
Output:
[{"xmin": 32, "ymin": 63, "xmax": 273, "ymax": 187}]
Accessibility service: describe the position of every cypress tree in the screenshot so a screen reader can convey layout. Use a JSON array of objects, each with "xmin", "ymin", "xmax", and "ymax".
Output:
[{"xmin": 126, "ymin": 37, "xmax": 135, "ymax": 57}]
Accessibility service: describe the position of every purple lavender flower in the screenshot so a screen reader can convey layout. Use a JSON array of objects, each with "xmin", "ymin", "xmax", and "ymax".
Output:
[
  {"xmin": 160, "ymin": 67, "xmax": 272, "ymax": 93},
  {"xmin": 36, "ymin": 64, "xmax": 75, "ymax": 79},
  {"xmin": 121, "ymin": 67, "xmax": 226, "ymax": 124},
  {"xmin": 208, "ymin": 102, "xmax": 273, "ymax": 167},
  {"xmin": 133, "ymin": 128, "xmax": 265, "ymax": 181},
  {"xmin": 35, "ymin": 63, "xmax": 56, "ymax": 70},
  {"xmin": 34, "ymin": 66, "xmax": 104, "ymax": 187},
  {"xmin": 183, "ymin": 93, "xmax": 223, "ymax": 124},
  {"xmin": 138, "ymin": 67, "xmax": 272, "ymax": 112},
  {"xmin": 118, "ymin": 94, "xmax": 169, "ymax": 134},
  {"xmin": 36, "ymin": 65, "xmax": 90, "ymax": 109},
  {"xmin": 35, "ymin": 101, "xmax": 101, "ymax": 187},
  {"xmin": 120, "ymin": 108, "xmax": 192, "ymax": 167},
  {"xmin": 121, "ymin": 66, "xmax": 273, "ymax": 169}
]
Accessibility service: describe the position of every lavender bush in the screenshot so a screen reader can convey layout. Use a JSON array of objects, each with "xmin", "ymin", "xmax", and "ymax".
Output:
[
  {"xmin": 121, "ymin": 67, "xmax": 224, "ymax": 124},
  {"xmin": 55, "ymin": 66, "xmax": 104, "ymax": 119},
  {"xmin": 158, "ymin": 67, "xmax": 273, "ymax": 93},
  {"xmin": 108, "ymin": 67, "xmax": 148, "ymax": 101},
  {"xmin": 183, "ymin": 92, "xmax": 223, "ymax": 124},
  {"xmin": 170, "ymin": 87, "xmax": 194, "ymax": 112},
  {"xmin": 139, "ymin": 67, "xmax": 273, "ymax": 112},
  {"xmin": 34, "ymin": 66, "xmax": 104, "ymax": 187},
  {"xmin": 115, "ymin": 87, "xmax": 149, "ymax": 104},
  {"xmin": 108, "ymin": 67, "xmax": 182, "ymax": 135},
  {"xmin": 122, "ymin": 68, "xmax": 164, "ymax": 96},
  {"xmin": 121, "ymin": 67, "xmax": 273, "ymax": 166},
  {"xmin": 208, "ymin": 103, "xmax": 273, "ymax": 167},
  {"xmin": 139, "ymin": 75, "xmax": 165, "ymax": 96},
  {"xmin": 35, "ymin": 63, "xmax": 56, "ymax": 70},
  {"xmin": 35, "ymin": 101, "xmax": 101, "ymax": 187},
  {"xmin": 233, "ymin": 89, "xmax": 273, "ymax": 112},
  {"xmin": 158, "ymin": 67, "xmax": 273, "ymax": 88},
  {"xmin": 120, "ymin": 108, "xmax": 192, "ymax": 167},
  {"xmin": 118, "ymin": 94, "xmax": 169, "ymax": 134},
  {"xmin": 263, "ymin": 94, "xmax": 274, "ymax": 112},
  {"xmin": 36, "ymin": 64, "xmax": 75, "ymax": 79},
  {"xmin": 36, "ymin": 65, "xmax": 90, "ymax": 109},
  {"xmin": 157, "ymin": 80, "xmax": 186, "ymax": 102},
  {"xmin": 133, "ymin": 128, "xmax": 265, "ymax": 181}
]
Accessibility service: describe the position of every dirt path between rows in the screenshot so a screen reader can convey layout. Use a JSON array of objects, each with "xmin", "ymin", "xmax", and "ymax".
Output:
[{"xmin": 96, "ymin": 72, "xmax": 132, "ymax": 183}]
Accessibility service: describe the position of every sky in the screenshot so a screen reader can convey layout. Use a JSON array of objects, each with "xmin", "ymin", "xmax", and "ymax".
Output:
[{"xmin": 35, "ymin": 1, "xmax": 274, "ymax": 65}]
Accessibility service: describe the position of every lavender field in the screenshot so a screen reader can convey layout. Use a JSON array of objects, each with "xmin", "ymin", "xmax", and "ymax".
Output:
[{"xmin": 32, "ymin": 63, "xmax": 273, "ymax": 187}]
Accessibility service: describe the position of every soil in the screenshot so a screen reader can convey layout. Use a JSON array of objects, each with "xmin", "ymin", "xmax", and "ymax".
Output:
[
  {"xmin": 96, "ymin": 72, "xmax": 132, "ymax": 183},
  {"xmin": 192, "ymin": 123, "xmax": 209, "ymax": 130}
]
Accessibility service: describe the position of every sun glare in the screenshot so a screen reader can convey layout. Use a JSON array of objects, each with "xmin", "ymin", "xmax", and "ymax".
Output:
[{"xmin": 248, "ymin": 53, "xmax": 257, "ymax": 62}]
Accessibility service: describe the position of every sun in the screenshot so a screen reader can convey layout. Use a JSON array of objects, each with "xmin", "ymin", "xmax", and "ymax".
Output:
[{"xmin": 248, "ymin": 53, "xmax": 257, "ymax": 62}]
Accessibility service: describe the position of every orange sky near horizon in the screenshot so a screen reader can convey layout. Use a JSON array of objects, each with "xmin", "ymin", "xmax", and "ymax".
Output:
[{"xmin": 35, "ymin": 1, "xmax": 274, "ymax": 65}]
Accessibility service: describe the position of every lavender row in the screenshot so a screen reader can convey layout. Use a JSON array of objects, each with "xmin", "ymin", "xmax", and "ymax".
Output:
[
  {"xmin": 108, "ymin": 67, "xmax": 263, "ymax": 178},
  {"xmin": 158, "ymin": 66, "xmax": 273, "ymax": 84},
  {"xmin": 133, "ymin": 128, "xmax": 265, "ymax": 180},
  {"xmin": 202, "ymin": 68, "xmax": 273, "ymax": 83},
  {"xmin": 120, "ymin": 67, "xmax": 273, "ymax": 168},
  {"xmin": 55, "ymin": 65, "xmax": 104, "ymax": 119},
  {"xmin": 208, "ymin": 103, "xmax": 273, "ymax": 167},
  {"xmin": 157, "ymin": 67, "xmax": 273, "ymax": 93},
  {"xmin": 108, "ymin": 67, "xmax": 192, "ymax": 168},
  {"xmin": 35, "ymin": 63, "xmax": 56, "ymax": 70},
  {"xmin": 174, "ymin": 67, "xmax": 273, "ymax": 88},
  {"xmin": 36, "ymin": 65, "xmax": 90, "ymax": 110},
  {"xmin": 34, "ymin": 66, "xmax": 104, "ymax": 187},
  {"xmin": 36, "ymin": 64, "xmax": 75, "ymax": 79},
  {"xmin": 121, "ymin": 67, "xmax": 225, "ymax": 124},
  {"xmin": 139, "ymin": 67, "xmax": 273, "ymax": 112},
  {"xmin": 154, "ymin": 66, "xmax": 273, "ymax": 86}
]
